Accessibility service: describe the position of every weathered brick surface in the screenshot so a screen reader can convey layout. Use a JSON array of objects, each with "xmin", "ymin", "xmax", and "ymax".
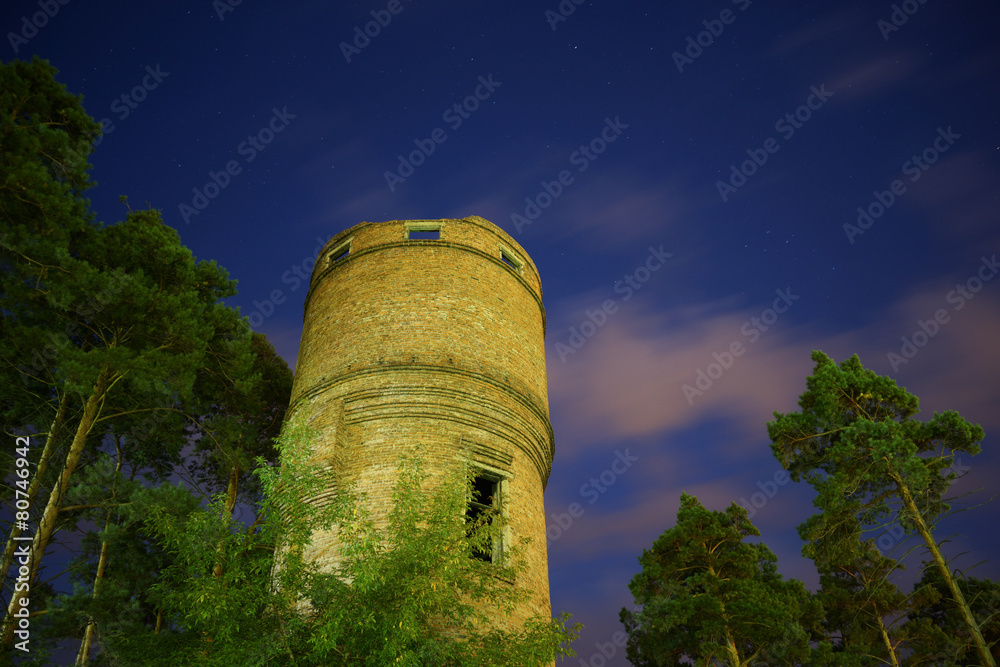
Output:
[{"xmin": 286, "ymin": 216, "xmax": 555, "ymax": 630}]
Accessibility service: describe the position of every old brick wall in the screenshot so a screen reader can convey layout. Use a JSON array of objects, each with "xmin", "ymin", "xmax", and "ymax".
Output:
[{"xmin": 286, "ymin": 215, "xmax": 555, "ymax": 629}]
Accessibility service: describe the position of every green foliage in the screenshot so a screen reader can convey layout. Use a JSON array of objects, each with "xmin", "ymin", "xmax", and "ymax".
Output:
[
  {"xmin": 0, "ymin": 55, "xmax": 100, "ymax": 443},
  {"xmin": 188, "ymin": 332, "xmax": 294, "ymax": 511},
  {"xmin": 0, "ymin": 56, "xmax": 285, "ymax": 662},
  {"xmin": 767, "ymin": 351, "xmax": 982, "ymax": 530},
  {"xmin": 812, "ymin": 541, "xmax": 908, "ymax": 663},
  {"xmin": 0, "ymin": 54, "xmax": 101, "ymax": 480},
  {"xmin": 767, "ymin": 350, "xmax": 994, "ymax": 666},
  {"xmin": 101, "ymin": 418, "xmax": 578, "ymax": 665},
  {"xmin": 900, "ymin": 567, "xmax": 1000, "ymax": 665},
  {"xmin": 40, "ymin": 464, "xmax": 203, "ymax": 661},
  {"xmin": 0, "ymin": 55, "xmax": 99, "ymax": 291},
  {"xmin": 56, "ymin": 207, "xmax": 245, "ymax": 398},
  {"xmin": 620, "ymin": 493, "xmax": 827, "ymax": 666}
]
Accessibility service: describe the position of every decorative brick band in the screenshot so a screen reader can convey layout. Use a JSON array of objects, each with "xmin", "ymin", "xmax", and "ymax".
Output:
[{"xmin": 289, "ymin": 363, "xmax": 555, "ymax": 484}]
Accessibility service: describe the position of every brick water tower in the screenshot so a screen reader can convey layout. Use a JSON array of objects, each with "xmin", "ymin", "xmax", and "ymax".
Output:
[{"xmin": 286, "ymin": 215, "xmax": 555, "ymax": 627}]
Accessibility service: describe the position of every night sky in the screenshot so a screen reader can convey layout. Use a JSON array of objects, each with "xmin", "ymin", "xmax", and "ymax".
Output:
[{"xmin": 6, "ymin": 0, "xmax": 1000, "ymax": 662}]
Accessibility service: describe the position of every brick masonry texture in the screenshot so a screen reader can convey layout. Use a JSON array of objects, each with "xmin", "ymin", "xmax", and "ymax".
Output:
[{"xmin": 286, "ymin": 216, "xmax": 555, "ymax": 629}]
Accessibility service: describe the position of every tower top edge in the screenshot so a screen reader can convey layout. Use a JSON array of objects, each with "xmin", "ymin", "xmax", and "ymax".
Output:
[
  {"xmin": 322, "ymin": 215, "xmax": 521, "ymax": 247},
  {"xmin": 313, "ymin": 216, "xmax": 540, "ymax": 281},
  {"xmin": 301, "ymin": 214, "xmax": 548, "ymax": 337}
]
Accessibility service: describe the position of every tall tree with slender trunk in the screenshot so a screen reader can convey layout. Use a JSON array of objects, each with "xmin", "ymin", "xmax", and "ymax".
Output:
[
  {"xmin": 1, "ymin": 208, "xmax": 257, "ymax": 649},
  {"xmin": 1, "ymin": 57, "xmax": 281, "ymax": 662},
  {"xmin": 901, "ymin": 566, "xmax": 1000, "ymax": 665},
  {"xmin": 768, "ymin": 350, "xmax": 994, "ymax": 667},
  {"xmin": 1, "ymin": 56, "xmax": 101, "ymax": 627}
]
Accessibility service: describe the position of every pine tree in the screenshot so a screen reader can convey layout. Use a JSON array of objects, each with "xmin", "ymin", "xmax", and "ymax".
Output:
[
  {"xmin": 768, "ymin": 350, "xmax": 995, "ymax": 667},
  {"xmin": 1, "ymin": 56, "xmax": 291, "ymax": 662},
  {"xmin": 36, "ymin": 455, "xmax": 203, "ymax": 664},
  {"xmin": 620, "ymin": 493, "xmax": 829, "ymax": 666},
  {"xmin": 901, "ymin": 566, "xmax": 1000, "ymax": 665},
  {"xmin": 0, "ymin": 56, "xmax": 103, "ymax": 631},
  {"xmin": 188, "ymin": 332, "xmax": 293, "ymax": 526},
  {"xmin": 1, "ymin": 208, "xmax": 259, "ymax": 650}
]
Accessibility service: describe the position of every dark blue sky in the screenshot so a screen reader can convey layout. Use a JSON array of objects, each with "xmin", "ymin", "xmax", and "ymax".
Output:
[{"xmin": 6, "ymin": 0, "xmax": 1000, "ymax": 662}]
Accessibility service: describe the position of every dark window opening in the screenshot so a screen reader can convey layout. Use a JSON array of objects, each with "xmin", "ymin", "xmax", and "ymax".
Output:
[
  {"xmin": 329, "ymin": 247, "xmax": 349, "ymax": 264},
  {"xmin": 501, "ymin": 250, "xmax": 521, "ymax": 271},
  {"xmin": 408, "ymin": 229, "xmax": 440, "ymax": 240},
  {"xmin": 467, "ymin": 474, "xmax": 500, "ymax": 562}
]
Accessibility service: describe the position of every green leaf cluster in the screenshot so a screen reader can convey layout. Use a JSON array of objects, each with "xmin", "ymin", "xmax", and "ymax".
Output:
[{"xmin": 98, "ymin": 419, "xmax": 579, "ymax": 666}]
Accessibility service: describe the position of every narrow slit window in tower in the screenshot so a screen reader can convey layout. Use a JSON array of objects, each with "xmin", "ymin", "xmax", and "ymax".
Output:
[
  {"xmin": 407, "ymin": 227, "xmax": 440, "ymax": 240},
  {"xmin": 500, "ymin": 248, "xmax": 523, "ymax": 273},
  {"xmin": 328, "ymin": 242, "xmax": 350, "ymax": 266}
]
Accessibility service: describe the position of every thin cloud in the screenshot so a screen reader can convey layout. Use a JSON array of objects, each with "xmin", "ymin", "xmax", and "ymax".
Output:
[
  {"xmin": 769, "ymin": 7, "xmax": 867, "ymax": 57},
  {"xmin": 548, "ymin": 272, "xmax": 1000, "ymax": 452},
  {"xmin": 826, "ymin": 52, "xmax": 923, "ymax": 103},
  {"xmin": 901, "ymin": 149, "xmax": 1000, "ymax": 245}
]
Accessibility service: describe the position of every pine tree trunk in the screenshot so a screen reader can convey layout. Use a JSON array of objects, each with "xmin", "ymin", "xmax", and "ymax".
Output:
[
  {"xmin": 724, "ymin": 626, "xmax": 744, "ymax": 667},
  {"xmin": 0, "ymin": 395, "xmax": 68, "ymax": 608},
  {"xmin": 213, "ymin": 466, "xmax": 240, "ymax": 578},
  {"xmin": 74, "ymin": 535, "xmax": 108, "ymax": 665},
  {"xmin": 891, "ymin": 471, "xmax": 996, "ymax": 667},
  {"xmin": 75, "ymin": 442, "xmax": 123, "ymax": 665},
  {"xmin": 876, "ymin": 612, "xmax": 899, "ymax": 667},
  {"xmin": 3, "ymin": 371, "xmax": 110, "ymax": 647},
  {"xmin": 706, "ymin": 562, "xmax": 745, "ymax": 667}
]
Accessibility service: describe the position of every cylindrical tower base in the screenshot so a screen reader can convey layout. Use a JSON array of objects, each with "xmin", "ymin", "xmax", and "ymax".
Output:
[{"xmin": 287, "ymin": 216, "xmax": 555, "ymax": 628}]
